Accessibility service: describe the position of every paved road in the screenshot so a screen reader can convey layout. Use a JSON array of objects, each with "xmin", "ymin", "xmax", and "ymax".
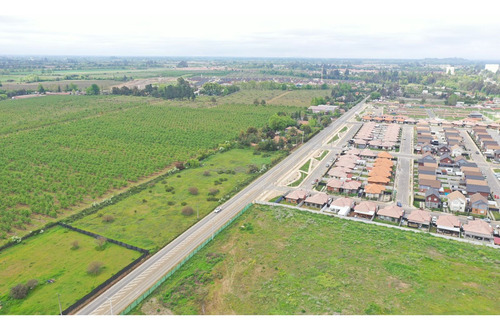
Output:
[
  {"xmin": 460, "ymin": 129, "xmax": 500, "ymax": 205},
  {"xmin": 76, "ymin": 98, "xmax": 369, "ymax": 315},
  {"xmin": 300, "ymin": 123, "xmax": 362, "ymax": 190},
  {"xmin": 395, "ymin": 125, "xmax": 415, "ymax": 207}
]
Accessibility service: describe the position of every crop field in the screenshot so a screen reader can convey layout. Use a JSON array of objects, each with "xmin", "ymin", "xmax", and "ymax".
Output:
[
  {"xmin": 217, "ymin": 89, "xmax": 330, "ymax": 108},
  {"xmin": 0, "ymin": 95, "xmax": 143, "ymax": 134},
  {"xmin": 0, "ymin": 226, "xmax": 141, "ymax": 315},
  {"xmin": 131, "ymin": 204, "xmax": 500, "ymax": 315},
  {"xmin": 0, "ymin": 95, "xmax": 300, "ymax": 243},
  {"xmin": 72, "ymin": 148, "xmax": 284, "ymax": 252}
]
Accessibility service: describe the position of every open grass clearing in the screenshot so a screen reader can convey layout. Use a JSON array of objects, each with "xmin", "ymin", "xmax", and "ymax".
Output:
[
  {"xmin": 72, "ymin": 148, "xmax": 285, "ymax": 252},
  {"xmin": 0, "ymin": 226, "xmax": 141, "ymax": 315},
  {"xmin": 131, "ymin": 204, "xmax": 500, "ymax": 315}
]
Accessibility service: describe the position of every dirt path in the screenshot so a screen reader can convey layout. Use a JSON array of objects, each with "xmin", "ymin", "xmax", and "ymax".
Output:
[{"xmin": 267, "ymin": 91, "xmax": 292, "ymax": 104}]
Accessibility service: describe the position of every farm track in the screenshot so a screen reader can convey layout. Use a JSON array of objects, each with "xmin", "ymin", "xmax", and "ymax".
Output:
[{"xmin": 266, "ymin": 91, "xmax": 292, "ymax": 103}]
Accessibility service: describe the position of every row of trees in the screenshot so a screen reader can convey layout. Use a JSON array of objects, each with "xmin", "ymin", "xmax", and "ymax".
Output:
[
  {"xmin": 199, "ymin": 82, "xmax": 240, "ymax": 96},
  {"xmin": 111, "ymin": 78, "xmax": 195, "ymax": 100}
]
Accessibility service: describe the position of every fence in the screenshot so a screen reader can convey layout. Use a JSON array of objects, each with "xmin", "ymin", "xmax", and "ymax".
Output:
[
  {"xmin": 58, "ymin": 223, "xmax": 149, "ymax": 255},
  {"xmin": 62, "ymin": 251, "xmax": 148, "ymax": 315},
  {"xmin": 120, "ymin": 203, "xmax": 253, "ymax": 315}
]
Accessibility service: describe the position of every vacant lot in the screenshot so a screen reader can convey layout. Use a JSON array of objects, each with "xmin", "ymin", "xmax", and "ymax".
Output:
[
  {"xmin": 72, "ymin": 149, "xmax": 285, "ymax": 252},
  {"xmin": 132, "ymin": 204, "xmax": 500, "ymax": 315},
  {"xmin": 0, "ymin": 226, "xmax": 141, "ymax": 315}
]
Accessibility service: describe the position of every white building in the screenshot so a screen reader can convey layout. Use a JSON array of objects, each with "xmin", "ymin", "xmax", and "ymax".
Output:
[{"xmin": 485, "ymin": 64, "xmax": 499, "ymax": 73}]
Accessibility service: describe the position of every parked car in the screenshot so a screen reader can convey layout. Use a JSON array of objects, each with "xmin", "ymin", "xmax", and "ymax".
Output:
[
  {"xmin": 476, "ymin": 151, "xmax": 480, "ymax": 154},
  {"xmin": 325, "ymin": 163, "xmax": 330, "ymax": 168},
  {"xmin": 431, "ymin": 216, "xmax": 437, "ymax": 225},
  {"xmin": 397, "ymin": 201, "xmax": 402, "ymax": 207}
]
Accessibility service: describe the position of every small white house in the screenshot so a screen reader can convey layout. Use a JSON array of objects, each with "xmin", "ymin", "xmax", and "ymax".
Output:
[{"xmin": 447, "ymin": 190, "xmax": 467, "ymax": 212}]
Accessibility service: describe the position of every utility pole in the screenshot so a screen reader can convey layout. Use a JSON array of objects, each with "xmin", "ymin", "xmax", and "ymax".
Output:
[{"xmin": 57, "ymin": 293, "xmax": 62, "ymax": 315}]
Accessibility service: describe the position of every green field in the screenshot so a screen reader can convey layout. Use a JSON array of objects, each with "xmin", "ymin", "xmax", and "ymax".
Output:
[
  {"xmin": 72, "ymin": 148, "xmax": 285, "ymax": 252},
  {"xmin": 0, "ymin": 226, "xmax": 141, "ymax": 315},
  {"xmin": 131, "ymin": 204, "xmax": 500, "ymax": 315},
  {"xmin": 0, "ymin": 95, "xmax": 299, "ymax": 242}
]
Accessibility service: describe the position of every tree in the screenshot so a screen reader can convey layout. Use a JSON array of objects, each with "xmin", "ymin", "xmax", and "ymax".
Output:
[
  {"xmin": 87, "ymin": 261, "xmax": 104, "ymax": 275},
  {"xmin": 261, "ymin": 99, "xmax": 266, "ymax": 106},
  {"xmin": 37, "ymin": 84, "xmax": 45, "ymax": 94},
  {"xmin": 188, "ymin": 187, "xmax": 199, "ymax": 195},
  {"xmin": 177, "ymin": 60, "xmax": 188, "ymax": 68},
  {"xmin": 86, "ymin": 84, "xmax": 100, "ymax": 95},
  {"xmin": 102, "ymin": 215, "xmax": 115, "ymax": 223},
  {"xmin": 71, "ymin": 240, "xmax": 80, "ymax": 250},
  {"xmin": 26, "ymin": 279, "xmax": 38, "ymax": 290},
  {"xmin": 370, "ymin": 92, "xmax": 381, "ymax": 100},
  {"xmin": 253, "ymin": 98, "xmax": 260, "ymax": 106},
  {"xmin": 446, "ymin": 94, "xmax": 459, "ymax": 106}
]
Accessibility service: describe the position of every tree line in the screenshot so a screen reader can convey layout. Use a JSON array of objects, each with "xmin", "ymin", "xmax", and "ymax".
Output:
[{"xmin": 111, "ymin": 78, "xmax": 195, "ymax": 100}]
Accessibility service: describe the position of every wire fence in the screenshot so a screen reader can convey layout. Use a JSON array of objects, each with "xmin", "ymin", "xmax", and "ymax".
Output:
[{"xmin": 120, "ymin": 203, "xmax": 253, "ymax": 315}]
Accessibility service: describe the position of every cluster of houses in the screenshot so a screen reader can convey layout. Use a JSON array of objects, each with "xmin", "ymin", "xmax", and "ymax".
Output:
[
  {"xmin": 414, "ymin": 122, "xmax": 465, "ymax": 155},
  {"xmin": 350, "ymin": 121, "xmax": 401, "ymax": 151},
  {"xmin": 417, "ymin": 152, "xmax": 492, "ymax": 216},
  {"xmin": 325, "ymin": 150, "xmax": 395, "ymax": 201},
  {"xmin": 281, "ymin": 190, "xmax": 497, "ymax": 242},
  {"xmin": 469, "ymin": 127, "xmax": 500, "ymax": 161}
]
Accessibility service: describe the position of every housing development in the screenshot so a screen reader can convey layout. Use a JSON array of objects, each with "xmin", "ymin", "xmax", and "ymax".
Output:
[{"xmin": 0, "ymin": 55, "xmax": 499, "ymax": 317}]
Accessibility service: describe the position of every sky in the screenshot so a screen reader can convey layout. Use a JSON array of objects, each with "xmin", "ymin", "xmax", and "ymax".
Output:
[{"xmin": 1, "ymin": 0, "xmax": 500, "ymax": 60}]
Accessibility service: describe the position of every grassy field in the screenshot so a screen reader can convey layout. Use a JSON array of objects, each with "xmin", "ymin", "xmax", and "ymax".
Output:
[
  {"xmin": 131, "ymin": 204, "xmax": 500, "ymax": 315},
  {"xmin": 0, "ymin": 95, "xmax": 299, "ymax": 242},
  {"xmin": 0, "ymin": 226, "xmax": 141, "ymax": 315},
  {"xmin": 72, "ymin": 148, "xmax": 285, "ymax": 252}
]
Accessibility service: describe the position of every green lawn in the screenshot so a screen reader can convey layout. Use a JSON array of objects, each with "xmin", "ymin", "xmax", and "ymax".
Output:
[
  {"xmin": 131, "ymin": 204, "xmax": 500, "ymax": 315},
  {"xmin": 72, "ymin": 148, "xmax": 284, "ymax": 252},
  {"xmin": 0, "ymin": 226, "xmax": 141, "ymax": 315},
  {"xmin": 315, "ymin": 150, "xmax": 329, "ymax": 161},
  {"xmin": 289, "ymin": 172, "xmax": 307, "ymax": 187},
  {"xmin": 299, "ymin": 160, "xmax": 310, "ymax": 173}
]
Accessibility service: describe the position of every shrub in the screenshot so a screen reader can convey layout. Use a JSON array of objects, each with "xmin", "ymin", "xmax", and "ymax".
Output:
[
  {"xmin": 87, "ymin": 261, "xmax": 104, "ymax": 275},
  {"xmin": 102, "ymin": 215, "xmax": 115, "ymax": 223},
  {"xmin": 174, "ymin": 161, "xmax": 185, "ymax": 170},
  {"xmin": 95, "ymin": 236, "xmax": 107, "ymax": 250},
  {"xmin": 181, "ymin": 202, "xmax": 187, "ymax": 206},
  {"xmin": 71, "ymin": 240, "xmax": 80, "ymax": 250},
  {"xmin": 203, "ymin": 171, "xmax": 211, "ymax": 176},
  {"xmin": 26, "ymin": 279, "xmax": 38, "ymax": 290},
  {"xmin": 10, "ymin": 283, "xmax": 29, "ymax": 299},
  {"xmin": 247, "ymin": 164, "xmax": 259, "ymax": 174},
  {"xmin": 208, "ymin": 188, "xmax": 220, "ymax": 196},
  {"xmin": 167, "ymin": 201, "xmax": 175, "ymax": 206},
  {"xmin": 188, "ymin": 187, "xmax": 199, "ymax": 195},
  {"xmin": 181, "ymin": 206, "xmax": 194, "ymax": 216}
]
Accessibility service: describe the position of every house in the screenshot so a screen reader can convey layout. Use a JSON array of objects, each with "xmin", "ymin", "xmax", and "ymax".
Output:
[
  {"xmin": 466, "ymin": 182, "xmax": 490, "ymax": 198},
  {"xmin": 469, "ymin": 193, "xmax": 489, "ymax": 215},
  {"xmin": 377, "ymin": 204, "xmax": 404, "ymax": 223},
  {"xmin": 342, "ymin": 180, "xmax": 362, "ymax": 194},
  {"xmin": 406, "ymin": 209, "xmax": 431, "ymax": 228},
  {"xmin": 446, "ymin": 191, "xmax": 467, "ymax": 212},
  {"xmin": 418, "ymin": 154, "xmax": 436, "ymax": 165},
  {"xmin": 359, "ymin": 149, "xmax": 377, "ymax": 159},
  {"xmin": 454, "ymin": 156, "xmax": 469, "ymax": 167},
  {"xmin": 326, "ymin": 178, "xmax": 344, "ymax": 193},
  {"xmin": 418, "ymin": 166, "xmax": 436, "ymax": 175},
  {"xmin": 364, "ymin": 183, "xmax": 386, "ymax": 199},
  {"xmin": 368, "ymin": 176, "xmax": 390, "ymax": 185},
  {"xmin": 373, "ymin": 158, "xmax": 393, "ymax": 168},
  {"xmin": 419, "ymin": 174, "xmax": 437, "ymax": 181},
  {"xmin": 438, "ymin": 154, "xmax": 454, "ymax": 166},
  {"xmin": 436, "ymin": 215, "xmax": 461, "ymax": 236},
  {"xmin": 450, "ymin": 145, "xmax": 464, "ymax": 157},
  {"xmin": 463, "ymin": 220, "xmax": 494, "ymax": 242},
  {"xmin": 425, "ymin": 188, "xmax": 442, "ymax": 209},
  {"xmin": 329, "ymin": 197, "xmax": 355, "ymax": 216},
  {"xmin": 304, "ymin": 193, "xmax": 329, "ymax": 209},
  {"xmin": 353, "ymin": 201, "xmax": 378, "ymax": 219},
  {"xmin": 377, "ymin": 151, "xmax": 393, "ymax": 159},
  {"xmin": 419, "ymin": 178, "xmax": 441, "ymax": 191},
  {"xmin": 436, "ymin": 145, "xmax": 451, "ymax": 156},
  {"xmin": 284, "ymin": 190, "xmax": 308, "ymax": 204},
  {"xmin": 368, "ymin": 168, "xmax": 391, "ymax": 178},
  {"xmin": 328, "ymin": 167, "xmax": 351, "ymax": 179}
]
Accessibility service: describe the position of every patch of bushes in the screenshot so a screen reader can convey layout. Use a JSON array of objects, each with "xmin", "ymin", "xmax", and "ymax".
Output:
[
  {"xmin": 87, "ymin": 261, "xmax": 104, "ymax": 275},
  {"xmin": 182, "ymin": 206, "xmax": 194, "ymax": 216}
]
